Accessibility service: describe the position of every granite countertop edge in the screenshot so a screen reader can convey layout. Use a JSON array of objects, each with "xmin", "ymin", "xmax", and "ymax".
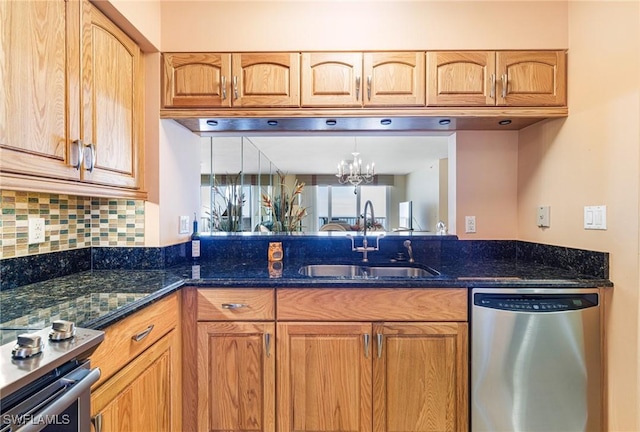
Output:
[{"xmin": 0, "ymin": 266, "xmax": 613, "ymax": 337}]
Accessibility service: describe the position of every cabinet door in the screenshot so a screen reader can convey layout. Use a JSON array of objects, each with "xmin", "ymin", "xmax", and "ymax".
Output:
[
  {"xmin": 91, "ymin": 330, "xmax": 181, "ymax": 432},
  {"xmin": 426, "ymin": 51, "xmax": 495, "ymax": 106},
  {"xmin": 232, "ymin": 53, "xmax": 300, "ymax": 107},
  {"xmin": 363, "ymin": 52, "xmax": 425, "ymax": 106},
  {"xmin": 163, "ymin": 53, "xmax": 232, "ymax": 108},
  {"xmin": 373, "ymin": 323, "xmax": 468, "ymax": 432},
  {"xmin": 301, "ymin": 52, "xmax": 363, "ymax": 107},
  {"xmin": 496, "ymin": 51, "xmax": 567, "ymax": 106},
  {"xmin": 0, "ymin": 0, "xmax": 82, "ymax": 180},
  {"xmin": 198, "ymin": 322, "xmax": 276, "ymax": 432},
  {"xmin": 277, "ymin": 322, "xmax": 373, "ymax": 432},
  {"xmin": 81, "ymin": 2, "xmax": 142, "ymax": 189}
]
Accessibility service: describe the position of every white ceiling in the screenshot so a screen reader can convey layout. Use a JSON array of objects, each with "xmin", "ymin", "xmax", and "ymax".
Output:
[{"xmin": 201, "ymin": 134, "xmax": 451, "ymax": 176}]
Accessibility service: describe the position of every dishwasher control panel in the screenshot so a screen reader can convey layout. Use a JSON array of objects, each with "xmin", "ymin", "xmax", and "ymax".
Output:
[{"xmin": 473, "ymin": 293, "xmax": 599, "ymax": 312}]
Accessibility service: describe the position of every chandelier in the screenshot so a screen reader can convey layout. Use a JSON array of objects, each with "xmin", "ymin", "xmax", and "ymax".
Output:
[{"xmin": 336, "ymin": 139, "xmax": 375, "ymax": 187}]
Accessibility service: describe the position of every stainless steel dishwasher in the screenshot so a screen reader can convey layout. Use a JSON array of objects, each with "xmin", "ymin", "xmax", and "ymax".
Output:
[{"xmin": 471, "ymin": 287, "xmax": 602, "ymax": 432}]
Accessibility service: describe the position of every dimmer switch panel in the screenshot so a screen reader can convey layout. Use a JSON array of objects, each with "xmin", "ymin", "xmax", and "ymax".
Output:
[{"xmin": 584, "ymin": 205, "xmax": 607, "ymax": 230}]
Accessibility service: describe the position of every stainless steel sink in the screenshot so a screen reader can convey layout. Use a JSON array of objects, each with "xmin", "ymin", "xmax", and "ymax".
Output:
[
  {"xmin": 298, "ymin": 264, "xmax": 438, "ymax": 278},
  {"xmin": 298, "ymin": 265, "xmax": 363, "ymax": 278}
]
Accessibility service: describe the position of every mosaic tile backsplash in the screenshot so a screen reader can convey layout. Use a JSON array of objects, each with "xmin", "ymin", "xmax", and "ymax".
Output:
[{"xmin": 0, "ymin": 190, "xmax": 145, "ymax": 259}]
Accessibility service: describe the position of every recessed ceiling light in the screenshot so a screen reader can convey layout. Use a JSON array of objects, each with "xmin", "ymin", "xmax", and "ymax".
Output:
[
  {"xmin": 380, "ymin": 119, "xmax": 392, "ymax": 126},
  {"xmin": 438, "ymin": 119, "xmax": 451, "ymax": 126},
  {"xmin": 267, "ymin": 120, "xmax": 278, "ymax": 126},
  {"xmin": 326, "ymin": 119, "xmax": 337, "ymax": 126},
  {"xmin": 498, "ymin": 119, "xmax": 512, "ymax": 126},
  {"xmin": 206, "ymin": 120, "xmax": 218, "ymax": 126}
]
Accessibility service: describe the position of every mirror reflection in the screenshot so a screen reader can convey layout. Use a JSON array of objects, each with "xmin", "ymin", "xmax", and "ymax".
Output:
[{"xmin": 199, "ymin": 134, "xmax": 451, "ymax": 234}]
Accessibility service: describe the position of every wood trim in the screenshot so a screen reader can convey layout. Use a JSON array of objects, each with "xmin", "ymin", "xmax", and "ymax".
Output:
[
  {"xmin": 182, "ymin": 287, "xmax": 199, "ymax": 432},
  {"xmin": 0, "ymin": 173, "xmax": 147, "ymax": 200},
  {"xmin": 277, "ymin": 288, "xmax": 468, "ymax": 321}
]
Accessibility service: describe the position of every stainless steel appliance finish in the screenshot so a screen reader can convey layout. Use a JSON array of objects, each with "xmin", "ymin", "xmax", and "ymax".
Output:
[
  {"xmin": 471, "ymin": 288, "xmax": 602, "ymax": 432},
  {"xmin": 0, "ymin": 325, "xmax": 104, "ymax": 432}
]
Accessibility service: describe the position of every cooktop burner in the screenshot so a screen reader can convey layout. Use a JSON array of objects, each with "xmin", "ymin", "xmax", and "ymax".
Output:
[{"xmin": 0, "ymin": 321, "xmax": 104, "ymax": 398}]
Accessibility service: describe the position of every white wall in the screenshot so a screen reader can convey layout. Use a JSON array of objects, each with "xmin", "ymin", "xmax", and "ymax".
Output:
[{"xmin": 517, "ymin": 3, "xmax": 640, "ymax": 430}]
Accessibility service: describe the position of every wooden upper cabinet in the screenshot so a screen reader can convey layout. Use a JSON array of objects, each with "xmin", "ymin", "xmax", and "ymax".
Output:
[
  {"xmin": 0, "ymin": 0, "xmax": 144, "ymax": 197},
  {"xmin": 231, "ymin": 53, "xmax": 300, "ymax": 107},
  {"xmin": 163, "ymin": 53, "xmax": 232, "ymax": 108},
  {"xmin": 82, "ymin": 3, "xmax": 142, "ymax": 189},
  {"xmin": 302, "ymin": 52, "xmax": 425, "ymax": 107},
  {"xmin": 163, "ymin": 52, "xmax": 300, "ymax": 108},
  {"xmin": 496, "ymin": 51, "xmax": 566, "ymax": 106},
  {"xmin": 0, "ymin": 0, "xmax": 82, "ymax": 181},
  {"xmin": 363, "ymin": 52, "xmax": 425, "ymax": 106},
  {"xmin": 427, "ymin": 50, "xmax": 566, "ymax": 107},
  {"xmin": 301, "ymin": 52, "xmax": 363, "ymax": 107},
  {"xmin": 426, "ymin": 51, "xmax": 495, "ymax": 106}
]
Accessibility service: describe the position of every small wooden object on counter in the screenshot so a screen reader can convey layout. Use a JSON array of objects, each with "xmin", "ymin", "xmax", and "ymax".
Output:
[{"xmin": 268, "ymin": 242, "xmax": 283, "ymax": 261}]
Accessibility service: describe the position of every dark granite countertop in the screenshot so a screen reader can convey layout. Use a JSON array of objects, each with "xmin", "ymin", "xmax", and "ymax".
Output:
[
  {"xmin": 0, "ymin": 254, "xmax": 612, "ymax": 346},
  {"xmin": 0, "ymin": 270, "xmax": 183, "ymax": 344}
]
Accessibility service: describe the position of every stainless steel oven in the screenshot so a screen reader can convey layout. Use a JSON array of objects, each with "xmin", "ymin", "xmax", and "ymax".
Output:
[{"xmin": 0, "ymin": 323, "xmax": 104, "ymax": 432}]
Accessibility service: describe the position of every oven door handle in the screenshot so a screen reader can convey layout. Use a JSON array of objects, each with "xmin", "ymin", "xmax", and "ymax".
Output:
[{"xmin": 16, "ymin": 367, "xmax": 101, "ymax": 432}]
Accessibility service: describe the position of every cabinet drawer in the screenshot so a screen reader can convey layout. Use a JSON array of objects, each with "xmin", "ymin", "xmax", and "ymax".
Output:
[
  {"xmin": 197, "ymin": 288, "xmax": 275, "ymax": 321},
  {"xmin": 277, "ymin": 288, "xmax": 467, "ymax": 321},
  {"xmin": 90, "ymin": 293, "xmax": 179, "ymax": 387}
]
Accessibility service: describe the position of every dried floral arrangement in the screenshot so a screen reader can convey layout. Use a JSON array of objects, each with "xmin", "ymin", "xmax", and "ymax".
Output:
[
  {"xmin": 261, "ymin": 171, "xmax": 308, "ymax": 232},
  {"xmin": 209, "ymin": 172, "xmax": 245, "ymax": 232}
]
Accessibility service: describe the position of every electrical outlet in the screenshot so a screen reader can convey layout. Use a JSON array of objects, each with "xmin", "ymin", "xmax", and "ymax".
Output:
[
  {"xmin": 465, "ymin": 216, "xmax": 476, "ymax": 233},
  {"xmin": 28, "ymin": 218, "xmax": 46, "ymax": 244}
]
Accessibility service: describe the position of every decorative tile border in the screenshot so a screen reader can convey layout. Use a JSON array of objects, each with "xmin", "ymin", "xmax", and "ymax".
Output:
[{"xmin": 0, "ymin": 191, "xmax": 145, "ymax": 259}]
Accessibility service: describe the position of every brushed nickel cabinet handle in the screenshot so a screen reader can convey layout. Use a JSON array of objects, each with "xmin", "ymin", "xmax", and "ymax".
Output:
[
  {"xmin": 364, "ymin": 333, "xmax": 370, "ymax": 358},
  {"xmin": 84, "ymin": 143, "xmax": 96, "ymax": 173},
  {"xmin": 233, "ymin": 76, "xmax": 239, "ymax": 100},
  {"xmin": 367, "ymin": 75, "xmax": 372, "ymax": 101},
  {"xmin": 222, "ymin": 303, "xmax": 248, "ymax": 309},
  {"xmin": 221, "ymin": 76, "xmax": 227, "ymax": 100},
  {"xmin": 355, "ymin": 76, "xmax": 361, "ymax": 101},
  {"xmin": 265, "ymin": 333, "xmax": 271, "ymax": 358},
  {"xmin": 72, "ymin": 139, "xmax": 84, "ymax": 170},
  {"xmin": 91, "ymin": 414, "xmax": 103, "ymax": 432},
  {"xmin": 502, "ymin": 73, "xmax": 508, "ymax": 99},
  {"xmin": 377, "ymin": 333, "xmax": 383, "ymax": 358},
  {"xmin": 132, "ymin": 324, "xmax": 154, "ymax": 342},
  {"xmin": 490, "ymin": 73, "xmax": 496, "ymax": 99}
]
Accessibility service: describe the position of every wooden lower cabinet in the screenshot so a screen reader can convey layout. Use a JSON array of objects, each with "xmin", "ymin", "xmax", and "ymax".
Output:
[
  {"xmin": 373, "ymin": 323, "xmax": 468, "ymax": 432},
  {"xmin": 90, "ymin": 329, "xmax": 181, "ymax": 432},
  {"xmin": 277, "ymin": 322, "xmax": 373, "ymax": 432},
  {"xmin": 277, "ymin": 321, "xmax": 468, "ymax": 432},
  {"xmin": 188, "ymin": 288, "xmax": 468, "ymax": 432},
  {"xmin": 197, "ymin": 322, "xmax": 276, "ymax": 432}
]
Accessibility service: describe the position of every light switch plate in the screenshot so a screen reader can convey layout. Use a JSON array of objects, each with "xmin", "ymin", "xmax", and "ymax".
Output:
[
  {"xmin": 28, "ymin": 218, "xmax": 46, "ymax": 244},
  {"xmin": 584, "ymin": 205, "xmax": 607, "ymax": 230},
  {"xmin": 179, "ymin": 215, "xmax": 190, "ymax": 234}
]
